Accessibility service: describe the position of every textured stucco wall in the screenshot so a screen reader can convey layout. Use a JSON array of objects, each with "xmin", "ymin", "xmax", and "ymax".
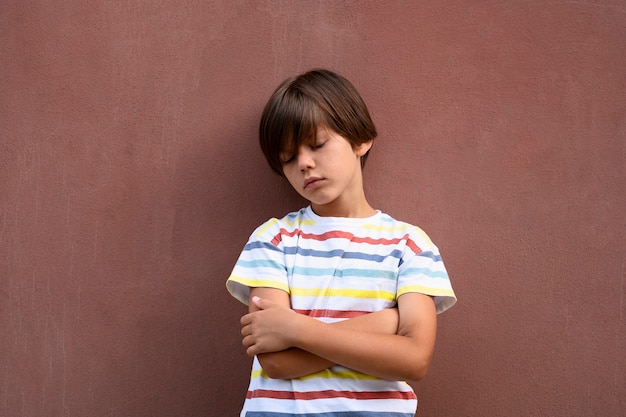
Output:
[{"xmin": 1, "ymin": 1, "xmax": 624, "ymax": 416}]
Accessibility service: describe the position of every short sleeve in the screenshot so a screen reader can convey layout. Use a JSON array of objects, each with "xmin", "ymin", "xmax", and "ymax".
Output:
[
  {"xmin": 396, "ymin": 229, "xmax": 457, "ymax": 314},
  {"xmin": 226, "ymin": 218, "xmax": 290, "ymax": 306}
]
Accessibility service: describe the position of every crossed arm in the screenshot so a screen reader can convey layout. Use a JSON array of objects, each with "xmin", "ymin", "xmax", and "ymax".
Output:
[{"xmin": 240, "ymin": 286, "xmax": 437, "ymax": 382}]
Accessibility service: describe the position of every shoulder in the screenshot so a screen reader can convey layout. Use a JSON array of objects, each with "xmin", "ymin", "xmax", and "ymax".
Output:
[
  {"xmin": 249, "ymin": 207, "xmax": 311, "ymax": 241},
  {"xmin": 373, "ymin": 212, "xmax": 439, "ymax": 252}
]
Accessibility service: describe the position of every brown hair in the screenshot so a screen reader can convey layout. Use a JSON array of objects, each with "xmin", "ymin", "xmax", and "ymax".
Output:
[{"xmin": 259, "ymin": 69, "xmax": 378, "ymax": 176}]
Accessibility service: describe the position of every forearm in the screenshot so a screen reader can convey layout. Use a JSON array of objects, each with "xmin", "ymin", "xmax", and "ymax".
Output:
[
  {"xmin": 287, "ymin": 294, "xmax": 437, "ymax": 381},
  {"xmin": 257, "ymin": 308, "xmax": 399, "ymax": 379},
  {"xmin": 292, "ymin": 318, "xmax": 431, "ymax": 381},
  {"xmin": 257, "ymin": 348, "xmax": 331, "ymax": 379}
]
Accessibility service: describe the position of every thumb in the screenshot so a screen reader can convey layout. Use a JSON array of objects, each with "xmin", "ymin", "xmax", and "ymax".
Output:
[{"xmin": 251, "ymin": 296, "xmax": 272, "ymax": 309}]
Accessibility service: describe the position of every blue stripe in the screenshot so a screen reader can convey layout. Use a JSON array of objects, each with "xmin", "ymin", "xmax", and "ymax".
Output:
[
  {"xmin": 402, "ymin": 267, "xmax": 448, "ymax": 279},
  {"xmin": 237, "ymin": 259, "xmax": 284, "ymax": 270},
  {"xmin": 245, "ymin": 412, "xmax": 414, "ymax": 417},
  {"xmin": 337, "ymin": 268, "xmax": 396, "ymax": 279},
  {"xmin": 281, "ymin": 247, "xmax": 403, "ymax": 263},
  {"xmin": 244, "ymin": 241, "xmax": 282, "ymax": 252},
  {"xmin": 417, "ymin": 251, "xmax": 442, "ymax": 262},
  {"xmin": 290, "ymin": 267, "xmax": 396, "ymax": 280}
]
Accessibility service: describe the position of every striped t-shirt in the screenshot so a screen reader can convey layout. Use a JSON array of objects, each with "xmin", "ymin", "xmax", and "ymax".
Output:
[{"xmin": 227, "ymin": 206, "xmax": 456, "ymax": 417}]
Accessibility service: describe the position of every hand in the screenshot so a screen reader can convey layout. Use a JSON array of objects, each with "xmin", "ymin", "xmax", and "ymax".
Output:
[{"xmin": 240, "ymin": 296, "xmax": 299, "ymax": 356}]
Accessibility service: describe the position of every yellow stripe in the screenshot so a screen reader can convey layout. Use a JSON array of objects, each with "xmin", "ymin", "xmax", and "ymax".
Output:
[
  {"xmin": 228, "ymin": 275, "xmax": 290, "ymax": 293},
  {"xmin": 252, "ymin": 368, "xmax": 382, "ymax": 381},
  {"xmin": 361, "ymin": 223, "xmax": 411, "ymax": 233},
  {"xmin": 284, "ymin": 218, "xmax": 316, "ymax": 227},
  {"xmin": 412, "ymin": 226, "xmax": 435, "ymax": 247},
  {"xmin": 255, "ymin": 217, "xmax": 317, "ymax": 237},
  {"xmin": 291, "ymin": 287, "xmax": 395, "ymax": 301},
  {"xmin": 361, "ymin": 223, "xmax": 435, "ymax": 247},
  {"xmin": 254, "ymin": 218, "xmax": 279, "ymax": 237},
  {"xmin": 398, "ymin": 285, "xmax": 456, "ymax": 298}
]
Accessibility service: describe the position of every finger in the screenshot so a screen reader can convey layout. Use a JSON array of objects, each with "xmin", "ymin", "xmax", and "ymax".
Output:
[
  {"xmin": 251, "ymin": 296, "xmax": 277, "ymax": 310},
  {"xmin": 246, "ymin": 345, "xmax": 256, "ymax": 357},
  {"xmin": 240, "ymin": 313, "xmax": 253, "ymax": 326},
  {"xmin": 242, "ymin": 334, "xmax": 254, "ymax": 349},
  {"xmin": 244, "ymin": 336, "xmax": 261, "ymax": 355},
  {"xmin": 251, "ymin": 296, "xmax": 264, "ymax": 309}
]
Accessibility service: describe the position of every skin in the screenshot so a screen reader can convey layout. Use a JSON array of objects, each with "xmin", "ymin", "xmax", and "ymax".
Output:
[
  {"xmin": 279, "ymin": 127, "xmax": 375, "ymax": 218},
  {"xmin": 240, "ymin": 128, "xmax": 438, "ymax": 381}
]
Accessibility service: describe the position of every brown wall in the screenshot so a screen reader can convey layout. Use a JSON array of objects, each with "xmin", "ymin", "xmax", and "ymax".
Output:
[{"xmin": 1, "ymin": 1, "xmax": 624, "ymax": 416}]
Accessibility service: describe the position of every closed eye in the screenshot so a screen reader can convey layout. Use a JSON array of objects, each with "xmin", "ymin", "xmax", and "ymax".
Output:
[{"xmin": 310, "ymin": 141, "xmax": 326, "ymax": 150}]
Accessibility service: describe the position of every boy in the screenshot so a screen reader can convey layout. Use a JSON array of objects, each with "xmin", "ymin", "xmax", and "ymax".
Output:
[{"xmin": 226, "ymin": 69, "xmax": 456, "ymax": 416}]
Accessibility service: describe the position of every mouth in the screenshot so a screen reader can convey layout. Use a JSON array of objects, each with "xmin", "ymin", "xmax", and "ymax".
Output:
[{"xmin": 304, "ymin": 177, "xmax": 323, "ymax": 189}]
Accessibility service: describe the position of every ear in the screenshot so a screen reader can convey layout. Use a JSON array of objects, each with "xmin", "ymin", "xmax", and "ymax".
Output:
[{"xmin": 355, "ymin": 140, "xmax": 373, "ymax": 157}]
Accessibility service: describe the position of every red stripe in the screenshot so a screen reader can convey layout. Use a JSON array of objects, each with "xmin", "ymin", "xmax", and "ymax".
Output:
[
  {"xmin": 270, "ymin": 234, "xmax": 282, "ymax": 246},
  {"xmin": 273, "ymin": 229, "xmax": 422, "ymax": 251},
  {"xmin": 247, "ymin": 389, "xmax": 416, "ymax": 401},
  {"xmin": 293, "ymin": 309, "xmax": 370, "ymax": 319},
  {"xmin": 405, "ymin": 237, "xmax": 422, "ymax": 255}
]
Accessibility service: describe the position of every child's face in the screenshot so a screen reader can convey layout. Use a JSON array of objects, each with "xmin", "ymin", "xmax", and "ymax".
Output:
[{"xmin": 279, "ymin": 127, "xmax": 372, "ymax": 217}]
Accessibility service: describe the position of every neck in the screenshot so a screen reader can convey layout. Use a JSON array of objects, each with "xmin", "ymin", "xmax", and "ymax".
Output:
[{"xmin": 311, "ymin": 195, "xmax": 376, "ymax": 218}]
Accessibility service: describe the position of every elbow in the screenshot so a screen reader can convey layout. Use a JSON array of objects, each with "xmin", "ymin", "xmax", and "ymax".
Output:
[
  {"xmin": 407, "ymin": 365, "xmax": 429, "ymax": 382},
  {"xmin": 404, "ymin": 355, "xmax": 432, "ymax": 382},
  {"xmin": 257, "ymin": 354, "xmax": 291, "ymax": 379}
]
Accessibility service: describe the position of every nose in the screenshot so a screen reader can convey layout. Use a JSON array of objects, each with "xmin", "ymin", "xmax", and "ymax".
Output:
[{"xmin": 296, "ymin": 146, "xmax": 315, "ymax": 171}]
